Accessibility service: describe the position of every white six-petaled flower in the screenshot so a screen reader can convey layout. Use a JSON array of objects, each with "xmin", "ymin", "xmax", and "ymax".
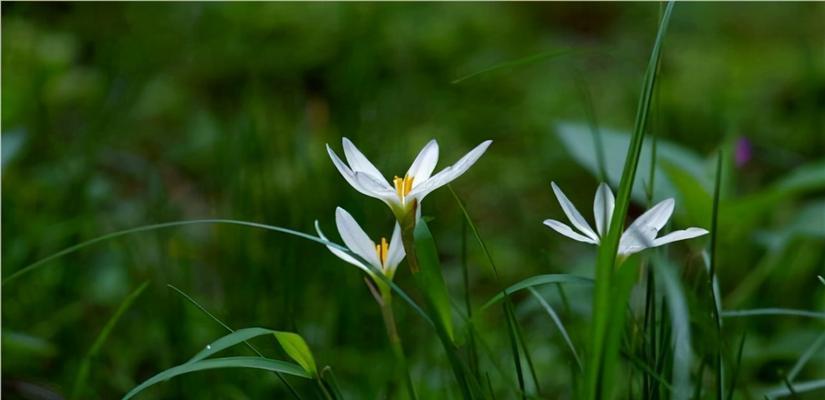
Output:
[
  {"xmin": 543, "ymin": 182, "xmax": 708, "ymax": 256},
  {"xmin": 327, "ymin": 138, "xmax": 492, "ymax": 222},
  {"xmin": 316, "ymin": 207, "xmax": 405, "ymax": 280}
]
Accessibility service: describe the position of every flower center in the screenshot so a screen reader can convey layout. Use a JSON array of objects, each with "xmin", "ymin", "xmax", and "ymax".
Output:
[
  {"xmin": 375, "ymin": 237, "xmax": 389, "ymax": 265},
  {"xmin": 393, "ymin": 175, "xmax": 414, "ymax": 199}
]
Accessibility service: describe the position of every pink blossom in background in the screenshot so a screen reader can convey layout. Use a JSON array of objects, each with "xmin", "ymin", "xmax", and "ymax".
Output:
[{"xmin": 735, "ymin": 137, "xmax": 752, "ymax": 167}]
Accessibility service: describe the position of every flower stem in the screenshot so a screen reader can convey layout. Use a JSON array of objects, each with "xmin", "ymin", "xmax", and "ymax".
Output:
[{"xmin": 378, "ymin": 289, "xmax": 418, "ymax": 400}]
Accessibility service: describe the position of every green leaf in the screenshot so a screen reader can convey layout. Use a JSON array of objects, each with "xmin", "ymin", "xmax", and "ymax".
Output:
[
  {"xmin": 554, "ymin": 121, "xmax": 709, "ymax": 204},
  {"xmin": 187, "ymin": 327, "xmax": 278, "ymax": 364},
  {"xmin": 763, "ymin": 379, "xmax": 825, "ymax": 399},
  {"xmin": 481, "ymin": 274, "xmax": 594, "ymax": 310},
  {"xmin": 122, "ymin": 357, "xmax": 311, "ymax": 400},
  {"xmin": 412, "ymin": 219, "xmax": 455, "ymax": 341},
  {"xmin": 652, "ymin": 255, "xmax": 693, "ymax": 400},
  {"xmin": 274, "ymin": 331, "xmax": 318, "ymax": 377}
]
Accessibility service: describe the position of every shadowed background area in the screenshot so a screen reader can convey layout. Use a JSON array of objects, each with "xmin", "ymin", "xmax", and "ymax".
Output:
[{"xmin": 3, "ymin": 2, "xmax": 824, "ymax": 399}]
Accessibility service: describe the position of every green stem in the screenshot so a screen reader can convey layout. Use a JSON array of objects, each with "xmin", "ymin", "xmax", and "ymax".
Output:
[{"xmin": 379, "ymin": 289, "xmax": 418, "ymax": 400}]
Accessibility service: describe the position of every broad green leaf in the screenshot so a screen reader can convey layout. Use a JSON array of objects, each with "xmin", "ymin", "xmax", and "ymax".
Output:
[
  {"xmin": 412, "ymin": 220, "xmax": 455, "ymax": 340},
  {"xmin": 274, "ymin": 331, "xmax": 318, "ymax": 377},
  {"xmin": 122, "ymin": 356, "xmax": 311, "ymax": 400},
  {"xmin": 554, "ymin": 121, "xmax": 709, "ymax": 203},
  {"xmin": 481, "ymin": 274, "xmax": 593, "ymax": 310}
]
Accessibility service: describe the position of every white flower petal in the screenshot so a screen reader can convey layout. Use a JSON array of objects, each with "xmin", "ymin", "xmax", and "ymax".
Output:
[
  {"xmin": 335, "ymin": 208, "xmax": 381, "ymax": 268},
  {"xmin": 593, "ymin": 182, "xmax": 615, "ymax": 237},
  {"xmin": 342, "ymin": 137, "xmax": 390, "ymax": 185},
  {"xmin": 406, "ymin": 139, "xmax": 439, "ymax": 186},
  {"xmin": 315, "ymin": 220, "xmax": 371, "ymax": 274},
  {"xmin": 543, "ymin": 219, "xmax": 599, "ymax": 244},
  {"xmin": 618, "ymin": 224, "xmax": 657, "ymax": 255},
  {"xmin": 384, "ymin": 222, "xmax": 405, "ymax": 274},
  {"xmin": 354, "ymin": 172, "xmax": 402, "ymax": 207},
  {"xmin": 327, "ymin": 145, "xmax": 375, "ymax": 197},
  {"xmin": 407, "ymin": 140, "xmax": 492, "ymax": 200},
  {"xmin": 550, "ymin": 182, "xmax": 600, "ymax": 242},
  {"xmin": 652, "ymin": 227, "xmax": 709, "ymax": 247},
  {"xmin": 628, "ymin": 198, "xmax": 675, "ymax": 234}
]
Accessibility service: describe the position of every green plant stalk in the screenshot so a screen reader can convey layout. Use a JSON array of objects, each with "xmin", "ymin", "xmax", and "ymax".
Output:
[
  {"xmin": 399, "ymin": 214, "xmax": 477, "ymax": 399},
  {"xmin": 378, "ymin": 287, "xmax": 418, "ymax": 400}
]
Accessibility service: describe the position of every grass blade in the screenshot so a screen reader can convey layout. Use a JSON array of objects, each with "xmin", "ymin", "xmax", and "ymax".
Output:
[
  {"xmin": 480, "ymin": 274, "xmax": 594, "ymax": 310},
  {"xmin": 709, "ymin": 151, "xmax": 725, "ymax": 400},
  {"xmin": 720, "ymin": 309, "xmax": 825, "ymax": 320},
  {"xmin": 167, "ymin": 285, "xmax": 302, "ymax": 398},
  {"xmin": 122, "ymin": 356, "xmax": 311, "ymax": 400},
  {"xmin": 528, "ymin": 287, "xmax": 582, "ymax": 370},
  {"xmin": 71, "ymin": 281, "xmax": 150, "ymax": 399},
  {"xmin": 763, "ymin": 379, "xmax": 825, "ymax": 399}
]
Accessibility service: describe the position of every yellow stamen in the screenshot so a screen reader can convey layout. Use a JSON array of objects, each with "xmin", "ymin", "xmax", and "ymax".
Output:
[
  {"xmin": 393, "ymin": 175, "xmax": 415, "ymax": 198},
  {"xmin": 375, "ymin": 237, "xmax": 389, "ymax": 265}
]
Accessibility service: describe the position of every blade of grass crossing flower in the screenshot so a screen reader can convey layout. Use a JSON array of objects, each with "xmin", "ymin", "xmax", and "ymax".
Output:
[
  {"xmin": 528, "ymin": 287, "xmax": 583, "ymax": 371},
  {"xmin": 167, "ymin": 285, "xmax": 302, "ymax": 399},
  {"xmin": 597, "ymin": 257, "xmax": 638, "ymax": 398},
  {"xmin": 5, "ymin": 219, "xmax": 357, "ymax": 286},
  {"xmin": 710, "ymin": 151, "xmax": 724, "ymax": 400},
  {"xmin": 71, "ymin": 281, "xmax": 150, "ymax": 400},
  {"xmin": 122, "ymin": 357, "xmax": 311, "ymax": 400},
  {"xmin": 587, "ymin": 3, "xmax": 675, "ymax": 399}
]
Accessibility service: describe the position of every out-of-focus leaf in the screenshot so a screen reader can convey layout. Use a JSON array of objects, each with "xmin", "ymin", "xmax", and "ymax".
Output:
[{"xmin": 554, "ymin": 122, "xmax": 710, "ymax": 203}]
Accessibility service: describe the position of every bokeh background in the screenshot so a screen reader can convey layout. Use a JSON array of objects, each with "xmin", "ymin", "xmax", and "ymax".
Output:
[{"xmin": 3, "ymin": 2, "xmax": 824, "ymax": 399}]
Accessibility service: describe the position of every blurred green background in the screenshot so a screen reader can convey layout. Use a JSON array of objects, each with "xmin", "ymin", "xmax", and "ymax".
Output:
[{"xmin": 3, "ymin": 2, "xmax": 824, "ymax": 399}]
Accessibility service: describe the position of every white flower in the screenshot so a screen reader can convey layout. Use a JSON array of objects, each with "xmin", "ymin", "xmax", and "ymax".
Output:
[
  {"xmin": 327, "ymin": 138, "xmax": 492, "ymax": 222},
  {"xmin": 316, "ymin": 207, "xmax": 405, "ymax": 279},
  {"xmin": 543, "ymin": 182, "xmax": 708, "ymax": 256}
]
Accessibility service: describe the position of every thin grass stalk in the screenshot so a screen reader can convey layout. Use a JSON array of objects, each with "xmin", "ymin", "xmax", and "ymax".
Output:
[
  {"xmin": 378, "ymin": 289, "xmax": 418, "ymax": 400},
  {"xmin": 709, "ymin": 151, "xmax": 724, "ymax": 400}
]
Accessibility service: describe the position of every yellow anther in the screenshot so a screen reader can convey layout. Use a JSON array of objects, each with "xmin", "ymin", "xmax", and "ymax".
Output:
[
  {"xmin": 375, "ymin": 237, "xmax": 389, "ymax": 265},
  {"xmin": 393, "ymin": 175, "xmax": 415, "ymax": 198}
]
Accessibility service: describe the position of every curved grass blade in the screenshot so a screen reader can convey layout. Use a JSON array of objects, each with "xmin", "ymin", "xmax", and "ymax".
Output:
[
  {"xmin": 167, "ymin": 285, "xmax": 302, "ymax": 399},
  {"xmin": 71, "ymin": 281, "xmax": 150, "ymax": 400},
  {"xmin": 274, "ymin": 332, "xmax": 318, "ymax": 377},
  {"xmin": 4, "ymin": 219, "xmax": 352, "ymax": 286},
  {"xmin": 709, "ymin": 151, "xmax": 725, "ymax": 400},
  {"xmin": 187, "ymin": 327, "xmax": 281, "ymax": 363},
  {"xmin": 528, "ymin": 287, "xmax": 582, "ymax": 371},
  {"xmin": 481, "ymin": 274, "xmax": 594, "ymax": 311},
  {"xmin": 720, "ymin": 309, "xmax": 825, "ymax": 320},
  {"xmin": 122, "ymin": 356, "xmax": 311, "ymax": 400}
]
